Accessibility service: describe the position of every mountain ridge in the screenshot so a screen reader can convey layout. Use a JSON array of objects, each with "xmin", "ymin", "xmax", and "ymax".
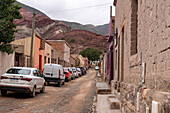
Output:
[
  {"xmin": 15, "ymin": 1, "xmax": 108, "ymax": 36},
  {"xmin": 14, "ymin": 1, "xmax": 108, "ymax": 53}
]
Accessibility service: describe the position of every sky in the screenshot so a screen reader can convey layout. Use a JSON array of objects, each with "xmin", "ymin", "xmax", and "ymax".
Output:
[{"xmin": 17, "ymin": 0, "xmax": 115, "ymax": 26}]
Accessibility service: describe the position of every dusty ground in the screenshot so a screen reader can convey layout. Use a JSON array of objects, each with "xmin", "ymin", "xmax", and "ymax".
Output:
[{"xmin": 0, "ymin": 69, "xmax": 96, "ymax": 113}]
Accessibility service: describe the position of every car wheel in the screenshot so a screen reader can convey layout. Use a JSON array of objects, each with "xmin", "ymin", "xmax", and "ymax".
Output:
[
  {"xmin": 40, "ymin": 84, "xmax": 45, "ymax": 93},
  {"xmin": 62, "ymin": 82, "xmax": 65, "ymax": 85},
  {"xmin": 58, "ymin": 82, "xmax": 61, "ymax": 87},
  {"xmin": 1, "ymin": 90, "xmax": 7, "ymax": 96},
  {"xmin": 30, "ymin": 87, "xmax": 36, "ymax": 98},
  {"xmin": 66, "ymin": 78, "xmax": 69, "ymax": 82},
  {"xmin": 46, "ymin": 82, "xmax": 49, "ymax": 86}
]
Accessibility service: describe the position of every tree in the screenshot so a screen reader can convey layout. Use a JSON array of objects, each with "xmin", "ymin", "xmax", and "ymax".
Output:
[
  {"xmin": 79, "ymin": 47, "xmax": 102, "ymax": 61},
  {"xmin": 0, "ymin": 0, "xmax": 22, "ymax": 54}
]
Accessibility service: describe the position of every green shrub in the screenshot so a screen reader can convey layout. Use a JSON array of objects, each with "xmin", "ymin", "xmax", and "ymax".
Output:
[{"xmin": 70, "ymin": 38, "xmax": 75, "ymax": 43}]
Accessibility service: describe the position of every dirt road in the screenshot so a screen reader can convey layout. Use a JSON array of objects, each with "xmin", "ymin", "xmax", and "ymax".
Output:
[{"xmin": 0, "ymin": 69, "xmax": 96, "ymax": 113}]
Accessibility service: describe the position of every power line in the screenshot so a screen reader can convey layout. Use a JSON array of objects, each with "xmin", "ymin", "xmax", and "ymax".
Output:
[{"xmin": 45, "ymin": 3, "xmax": 112, "ymax": 14}]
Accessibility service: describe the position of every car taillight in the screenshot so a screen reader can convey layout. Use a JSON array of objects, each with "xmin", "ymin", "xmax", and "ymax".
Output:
[
  {"xmin": 59, "ymin": 70, "xmax": 61, "ymax": 80},
  {"xmin": 21, "ymin": 78, "xmax": 32, "ymax": 82},
  {"xmin": 0, "ymin": 76, "xmax": 8, "ymax": 79}
]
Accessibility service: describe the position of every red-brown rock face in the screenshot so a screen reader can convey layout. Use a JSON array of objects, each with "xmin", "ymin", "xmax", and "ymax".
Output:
[{"xmin": 14, "ymin": 8, "xmax": 108, "ymax": 53}]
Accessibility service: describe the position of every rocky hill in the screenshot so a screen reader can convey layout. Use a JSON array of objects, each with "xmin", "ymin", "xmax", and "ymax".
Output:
[
  {"xmin": 47, "ymin": 30, "xmax": 107, "ymax": 53},
  {"xmin": 55, "ymin": 20, "xmax": 108, "ymax": 36},
  {"xmin": 14, "ymin": 2, "xmax": 108, "ymax": 53}
]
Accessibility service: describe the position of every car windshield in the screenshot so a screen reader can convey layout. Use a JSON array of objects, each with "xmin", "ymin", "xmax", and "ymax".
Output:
[
  {"xmin": 64, "ymin": 69, "xmax": 67, "ymax": 71},
  {"xmin": 6, "ymin": 68, "xmax": 31, "ymax": 75}
]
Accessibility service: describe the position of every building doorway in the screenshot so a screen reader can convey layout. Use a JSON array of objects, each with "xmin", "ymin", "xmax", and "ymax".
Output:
[
  {"xmin": 39, "ymin": 55, "xmax": 42, "ymax": 71},
  {"xmin": 14, "ymin": 53, "xmax": 23, "ymax": 67}
]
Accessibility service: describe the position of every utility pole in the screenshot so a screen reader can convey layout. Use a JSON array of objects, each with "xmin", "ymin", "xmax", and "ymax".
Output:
[
  {"xmin": 30, "ymin": 11, "xmax": 36, "ymax": 67},
  {"xmin": 110, "ymin": 6, "xmax": 112, "ymax": 18}
]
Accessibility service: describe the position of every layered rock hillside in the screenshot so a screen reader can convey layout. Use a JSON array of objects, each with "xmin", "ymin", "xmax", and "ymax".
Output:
[
  {"xmin": 47, "ymin": 30, "xmax": 107, "ymax": 53},
  {"xmin": 14, "ymin": 7, "xmax": 108, "ymax": 54}
]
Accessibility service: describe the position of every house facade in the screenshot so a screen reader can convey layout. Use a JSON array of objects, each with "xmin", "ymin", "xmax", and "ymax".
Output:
[
  {"xmin": 107, "ymin": 15, "xmax": 115, "ymax": 85},
  {"xmin": 47, "ymin": 40, "xmax": 70, "ymax": 67},
  {"xmin": 44, "ymin": 42, "xmax": 52, "ymax": 64},
  {"xmin": 11, "ymin": 35, "xmax": 45, "ymax": 72},
  {"xmin": 70, "ymin": 55, "xmax": 76, "ymax": 67},
  {"xmin": 112, "ymin": 0, "xmax": 170, "ymax": 113},
  {"xmin": 78, "ymin": 55, "xmax": 85, "ymax": 67},
  {"xmin": 100, "ymin": 53, "xmax": 107, "ymax": 82},
  {"xmin": 84, "ymin": 57, "xmax": 89, "ymax": 69},
  {"xmin": 72, "ymin": 54, "xmax": 80, "ymax": 67}
]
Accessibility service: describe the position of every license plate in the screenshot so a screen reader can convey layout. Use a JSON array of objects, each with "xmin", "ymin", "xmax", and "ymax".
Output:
[{"xmin": 10, "ymin": 78, "xmax": 18, "ymax": 82}]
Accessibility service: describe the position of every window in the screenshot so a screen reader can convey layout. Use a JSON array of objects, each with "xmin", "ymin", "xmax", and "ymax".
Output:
[
  {"xmin": 121, "ymin": 28, "xmax": 125, "ymax": 82},
  {"xmin": 44, "ymin": 56, "xmax": 46, "ymax": 63},
  {"xmin": 115, "ymin": 50, "xmax": 117, "ymax": 70},
  {"xmin": 6, "ymin": 68, "xmax": 31, "ymax": 75},
  {"xmin": 130, "ymin": 0, "xmax": 138, "ymax": 55},
  {"xmin": 27, "ymin": 58, "xmax": 29, "ymax": 67},
  {"xmin": 48, "ymin": 58, "xmax": 50, "ymax": 63}
]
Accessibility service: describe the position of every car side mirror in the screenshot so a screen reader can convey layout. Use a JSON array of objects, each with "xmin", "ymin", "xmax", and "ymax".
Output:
[
  {"xmin": 33, "ymin": 72, "xmax": 37, "ymax": 76},
  {"xmin": 38, "ymin": 71, "xmax": 44, "ymax": 77}
]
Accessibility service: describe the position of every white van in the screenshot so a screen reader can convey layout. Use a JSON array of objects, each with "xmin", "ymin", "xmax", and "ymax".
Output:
[{"xmin": 43, "ymin": 64, "xmax": 65, "ymax": 87}]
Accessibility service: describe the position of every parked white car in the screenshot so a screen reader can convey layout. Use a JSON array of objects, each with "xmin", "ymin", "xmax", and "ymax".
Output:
[
  {"xmin": 76, "ymin": 67, "xmax": 82, "ymax": 77},
  {"xmin": 95, "ymin": 66, "xmax": 99, "ymax": 70},
  {"xmin": 43, "ymin": 64, "xmax": 65, "ymax": 87},
  {"xmin": 0, "ymin": 67, "xmax": 45, "ymax": 97},
  {"xmin": 71, "ymin": 67, "xmax": 79, "ymax": 78},
  {"xmin": 68, "ymin": 67, "xmax": 75, "ymax": 80}
]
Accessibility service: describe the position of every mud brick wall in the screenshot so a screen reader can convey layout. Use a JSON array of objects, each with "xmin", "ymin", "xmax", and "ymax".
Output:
[
  {"xmin": 114, "ymin": 0, "xmax": 170, "ymax": 92},
  {"xmin": 114, "ymin": 0, "xmax": 170, "ymax": 112},
  {"xmin": 111, "ymin": 80, "xmax": 170, "ymax": 113}
]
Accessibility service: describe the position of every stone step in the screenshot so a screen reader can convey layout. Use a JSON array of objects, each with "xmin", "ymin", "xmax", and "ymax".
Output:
[
  {"xmin": 96, "ymin": 87, "xmax": 111, "ymax": 94},
  {"xmin": 107, "ymin": 94, "xmax": 116, "ymax": 100},
  {"xmin": 96, "ymin": 94, "xmax": 121, "ymax": 113},
  {"xmin": 108, "ymin": 97, "xmax": 120, "ymax": 110},
  {"xmin": 96, "ymin": 82, "xmax": 111, "ymax": 94}
]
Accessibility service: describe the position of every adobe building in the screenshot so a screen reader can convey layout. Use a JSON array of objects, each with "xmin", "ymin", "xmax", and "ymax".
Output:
[
  {"xmin": 47, "ymin": 40, "xmax": 70, "ymax": 67},
  {"xmin": 84, "ymin": 57, "xmax": 89, "ymax": 69},
  {"xmin": 112, "ymin": 0, "xmax": 170, "ymax": 113},
  {"xmin": 11, "ymin": 35, "xmax": 45, "ymax": 71},
  {"xmin": 70, "ymin": 55, "xmax": 76, "ymax": 67},
  {"xmin": 44, "ymin": 42, "xmax": 52, "ymax": 64},
  {"xmin": 51, "ymin": 47, "xmax": 62, "ymax": 64},
  {"xmin": 100, "ymin": 53, "xmax": 107, "ymax": 82},
  {"xmin": 107, "ymin": 15, "xmax": 115, "ymax": 85},
  {"xmin": 78, "ymin": 55, "xmax": 85, "ymax": 67},
  {"xmin": 71, "ymin": 54, "xmax": 80, "ymax": 67}
]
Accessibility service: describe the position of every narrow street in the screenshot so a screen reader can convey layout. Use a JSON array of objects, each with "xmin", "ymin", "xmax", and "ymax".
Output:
[{"xmin": 0, "ymin": 69, "xmax": 96, "ymax": 113}]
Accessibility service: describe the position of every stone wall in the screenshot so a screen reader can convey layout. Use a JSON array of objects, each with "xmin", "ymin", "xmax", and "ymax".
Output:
[
  {"xmin": 113, "ymin": 0, "xmax": 170, "ymax": 112},
  {"xmin": 114, "ymin": 0, "xmax": 170, "ymax": 93},
  {"xmin": 111, "ymin": 80, "xmax": 170, "ymax": 113}
]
